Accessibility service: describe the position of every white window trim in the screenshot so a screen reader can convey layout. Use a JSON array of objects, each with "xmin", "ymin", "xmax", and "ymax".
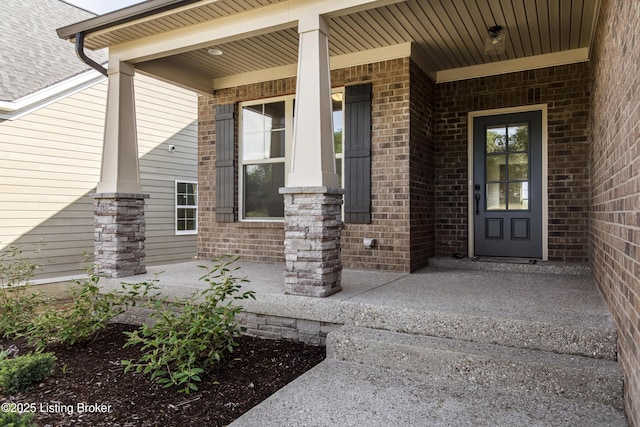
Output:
[
  {"xmin": 239, "ymin": 95, "xmax": 293, "ymax": 222},
  {"xmin": 238, "ymin": 89, "xmax": 345, "ymax": 222},
  {"xmin": 175, "ymin": 179, "xmax": 198, "ymax": 235}
]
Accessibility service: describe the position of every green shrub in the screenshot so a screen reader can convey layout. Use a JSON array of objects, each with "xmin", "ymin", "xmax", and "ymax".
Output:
[
  {"xmin": 121, "ymin": 257, "xmax": 255, "ymax": 393},
  {"xmin": 0, "ymin": 244, "xmax": 48, "ymax": 338},
  {"xmin": 0, "ymin": 352, "xmax": 55, "ymax": 393},
  {"xmin": 0, "ymin": 411, "xmax": 37, "ymax": 427},
  {"xmin": 24, "ymin": 275, "xmax": 159, "ymax": 351}
]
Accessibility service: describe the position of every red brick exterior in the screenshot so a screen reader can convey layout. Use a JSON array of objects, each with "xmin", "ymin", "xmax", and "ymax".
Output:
[
  {"xmin": 434, "ymin": 63, "xmax": 592, "ymax": 261},
  {"xmin": 198, "ymin": 59, "xmax": 594, "ymax": 269},
  {"xmin": 337, "ymin": 60, "xmax": 414, "ymax": 271},
  {"xmin": 409, "ymin": 61, "xmax": 436, "ymax": 270},
  {"xmin": 198, "ymin": 59, "xmax": 422, "ymax": 271},
  {"xmin": 589, "ymin": 0, "xmax": 640, "ymax": 423}
]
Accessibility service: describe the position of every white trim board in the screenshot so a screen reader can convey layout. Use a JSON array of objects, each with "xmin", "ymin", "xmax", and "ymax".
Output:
[
  {"xmin": 437, "ymin": 48, "xmax": 589, "ymax": 83},
  {"xmin": 0, "ymin": 70, "xmax": 106, "ymax": 121}
]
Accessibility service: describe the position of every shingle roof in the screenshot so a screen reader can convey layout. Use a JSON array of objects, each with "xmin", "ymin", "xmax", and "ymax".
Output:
[{"xmin": 0, "ymin": 0, "xmax": 108, "ymax": 102}]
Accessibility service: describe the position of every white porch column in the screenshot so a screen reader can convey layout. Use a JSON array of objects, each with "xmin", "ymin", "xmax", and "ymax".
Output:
[
  {"xmin": 98, "ymin": 60, "xmax": 142, "ymax": 194},
  {"xmin": 288, "ymin": 14, "xmax": 339, "ymax": 187},
  {"xmin": 93, "ymin": 60, "xmax": 148, "ymax": 278},
  {"xmin": 280, "ymin": 14, "xmax": 344, "ymax": 297}
]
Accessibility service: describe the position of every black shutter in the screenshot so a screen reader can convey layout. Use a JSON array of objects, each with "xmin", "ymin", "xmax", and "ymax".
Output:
[
  {"xmin": 215, "ymin": 104, "xmax": 236, "ymax": 223},
  {"xmin": 344, "ymin": 83, "xmax": 372, "ymax": 224}
]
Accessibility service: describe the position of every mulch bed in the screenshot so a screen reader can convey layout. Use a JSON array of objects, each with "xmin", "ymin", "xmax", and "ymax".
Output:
[{"xmin": 0, "ymin": 323, "xmax": 325, "ymax": 426}]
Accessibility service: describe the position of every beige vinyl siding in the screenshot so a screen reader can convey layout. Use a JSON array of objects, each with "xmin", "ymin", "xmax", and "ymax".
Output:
[{"xmin": 0, "ymin": 74, "xmax": 198, "ymax": 281}]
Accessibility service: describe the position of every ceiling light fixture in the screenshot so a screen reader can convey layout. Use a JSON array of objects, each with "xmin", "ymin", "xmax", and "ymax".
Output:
[
  {"xmin": 207, "ymin": 47, "xmax": 223, "ymax": 56},
  {"xmin": 484, "ymin": 25, "xmax": 506, "ymax": 56}
]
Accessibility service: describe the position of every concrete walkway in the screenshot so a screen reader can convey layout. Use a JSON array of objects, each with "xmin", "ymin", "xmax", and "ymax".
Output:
[{"xmin": 102, "ymin": 257, "xmax": 627, "ymax": 426}]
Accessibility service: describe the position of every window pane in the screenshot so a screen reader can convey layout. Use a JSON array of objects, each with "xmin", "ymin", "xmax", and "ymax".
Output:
[
  {"xmin": 177, "ymin": 208, "xmax": 197, "ymax": 230},
  {"xmin": 267, "ymin": 130, "xmax": 285, "ymax": 158},
  {"xmin": 264, "ymin": 102, "xmax": 285, "ymax": 131},
  {"xmin": 332, "ymin": 93, "xmax": 343, "ymax": 154},
  {"xmin": 486, "ymin": 182, "xmax": 506, "ymax": 210},
  {"xmin": 242, "ymin": 105, "xmax": 264, "ymax": 133},
  {"xmin": 335, "ymin": 158, "xmax": 342, "ymax": 185},
  {"xmin": 508, "ymin": 183, "xmax": 529, "ymax": 210},
  {"xmin": 176, "ymin": 183, "xmax": 197, "ymax": 232},
  {"xmin": 508, "ymin": 153, "xmax": 529, "ymax": 180},
  {"xmin": 244, "ymin": 163, "xmax": 285, "ymax": 218},
  {"xmin": 486, "ymin": 126, "xmax": 506, "ymax": 153},
  {"xmin": 508, "ymin": 124, "xmax": 529, "ymax": 152},
  {"xmin": 486, "ymin": 154, "xmax": 506, "ymax": 181},
  {"xmin": 243, "ymin": 133, "xmax": 264, "ymax": 161}
]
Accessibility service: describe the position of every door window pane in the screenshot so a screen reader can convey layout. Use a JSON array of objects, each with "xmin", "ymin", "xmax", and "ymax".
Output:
[
  {"xmin": 508, "ymin": 124, "xmax": 529, "ymax": 152},
  {"xmin": 486, "ymin": 126, "xmax": 507, "ymax": 153},
  {"xmin": 508, "ymin": 153, "xmax": 529, "ymax": 180},
  {"xmin": 486, "ymin": 154, "xmax": 506, "ymax": 181},
  {"xmin": 484, "ymin": 122, "xmax": 531, "ymax": 211},
  {"xmin": 486, "ymin": 182, "xmax": 506, "ymax": 210},
  {"xmin": 508, "ymin": 182, "xmax": 529, "ymax": 210}
]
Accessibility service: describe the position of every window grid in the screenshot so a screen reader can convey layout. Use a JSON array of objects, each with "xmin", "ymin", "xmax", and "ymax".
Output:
[
  {"xmin": 175, "ymin": 180, "xmax": 198, "ymax": 235},
  {"xmin": 239, "ymin": 89, "xmax": 345, "ymax": 221}
]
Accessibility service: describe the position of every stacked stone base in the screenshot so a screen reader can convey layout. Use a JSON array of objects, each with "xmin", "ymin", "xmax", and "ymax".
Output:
[
  {"xmin": 93, "ymin": 193, "xmax": 149, "ymax": 278},
  {"xmin": 280, "ymin": 187, "xmax": 345, "ymax": 297}
]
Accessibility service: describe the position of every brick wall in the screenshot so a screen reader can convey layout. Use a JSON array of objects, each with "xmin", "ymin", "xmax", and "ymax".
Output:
[
  {"xmin": 589, "ymin": 0, "xmax": 640, "ymax": 424},
  {"xmin": 434, "ymin": 63, "xmax": 592, "ymax": 261},
  {"xmin": 198, "ymin": 80, "xmax": 295, "ymax": 263},
  {"xmin": 336, "ymin": 59, "xmax": 414, "ymax": 271},
  {"xmin": 409, "ymin": 60, "xmax": 436, "ymax": 270},
  {"xmin": 198, "ymin": 59, "xmax": 420, "ymax": 271}
]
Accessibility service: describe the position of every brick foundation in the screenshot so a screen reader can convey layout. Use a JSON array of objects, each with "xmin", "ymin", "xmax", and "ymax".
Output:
[
  {"xmin": 93, "ymin": 193, "xmax": 148, "ymax": 277},
  {"xmin": 280, "ymin": 187, "xmax": 344, "ymax": 297}
]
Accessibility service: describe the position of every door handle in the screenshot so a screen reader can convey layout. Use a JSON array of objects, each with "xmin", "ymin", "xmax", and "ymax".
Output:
[{"xmin": 474, "ymin": 193, "xmax": 480, "ymax": 215}]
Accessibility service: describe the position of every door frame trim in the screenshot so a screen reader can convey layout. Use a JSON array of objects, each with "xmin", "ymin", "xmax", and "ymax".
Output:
[{"xmin": 467, "ymin": 104, "xmax": 548, "ymax": 260}]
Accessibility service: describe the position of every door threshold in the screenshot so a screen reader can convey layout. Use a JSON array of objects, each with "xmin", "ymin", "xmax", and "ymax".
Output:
[{"xmin": 472, "ymin": 257, "xmax": 537, "ymax": 265}]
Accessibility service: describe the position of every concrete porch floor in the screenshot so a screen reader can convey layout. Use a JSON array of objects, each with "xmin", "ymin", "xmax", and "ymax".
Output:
[
  {"xmin": 102, "ymin": 256, "xmax": 626, "ymax": 426},
  {"xmin": 103, "ymin": 256, "xmax": 616, "ymax": 358}
]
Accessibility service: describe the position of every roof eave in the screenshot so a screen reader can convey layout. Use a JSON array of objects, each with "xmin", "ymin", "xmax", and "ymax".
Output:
[{"xmin": 56, "ymin": 0, "xmax": 200, "ymax": 40}]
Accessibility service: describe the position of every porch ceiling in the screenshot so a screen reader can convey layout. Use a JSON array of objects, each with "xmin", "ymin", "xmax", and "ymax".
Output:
[{"xmin": 62, "ymin": 0, "xmax": 599, "ymax": 87}]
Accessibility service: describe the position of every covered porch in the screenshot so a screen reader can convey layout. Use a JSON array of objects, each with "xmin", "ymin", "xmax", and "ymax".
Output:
[
  {"xmin": 101, "ymin": 257, "xmax": 625, "ymax": 424},
  {"xmin": 104, "ymin": 257, "xmax": 615, "ymax": 358}
]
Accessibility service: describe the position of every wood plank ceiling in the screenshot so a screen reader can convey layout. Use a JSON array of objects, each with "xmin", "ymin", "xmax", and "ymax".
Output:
[{"xmin": 86, "ymin": 0, "xmax": 599, "ymax": 81}]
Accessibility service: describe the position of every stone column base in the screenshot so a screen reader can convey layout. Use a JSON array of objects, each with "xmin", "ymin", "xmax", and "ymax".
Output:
[
  {"xmin": 93, "ymin": 193, "xmax": 149, "ymax": 278},
  {"xmin": 279, "ymin": 186, "xmax": 345, "ymax": 297}
]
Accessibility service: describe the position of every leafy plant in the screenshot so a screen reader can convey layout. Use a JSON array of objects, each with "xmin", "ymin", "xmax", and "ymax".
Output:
[
  {"xmin": 0, "ymin": 244, "xmax": 48, "ymax": 338},
  {"xmin": 0, "ymin": 411, "xmax": 37, "ymax": 427},
  {"xmin": 121, "ymin": 257, "xmax": 255, "ymax": 393},
  {"xmin": 0, "ymin": 352, "xmax": 55, "ymax": 393},
  {"xmin": 24, "ymin": 275, "xmax": 160, "ymax": 351}
]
